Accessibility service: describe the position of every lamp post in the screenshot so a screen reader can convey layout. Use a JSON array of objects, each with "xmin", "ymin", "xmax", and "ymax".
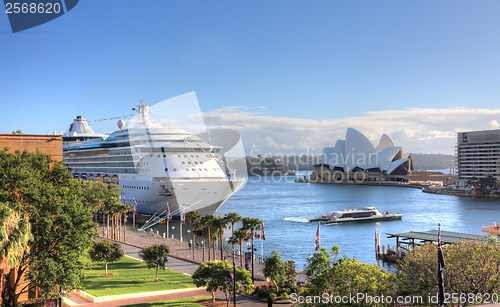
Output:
[{"xmin": 171, "ymin": 226, "xmax": 175, "ymax": 239}]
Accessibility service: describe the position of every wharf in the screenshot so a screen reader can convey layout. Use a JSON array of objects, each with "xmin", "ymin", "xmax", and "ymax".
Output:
[{"xmin": 377, "ymin": 229, "xmax": 489, "ymax": 263}]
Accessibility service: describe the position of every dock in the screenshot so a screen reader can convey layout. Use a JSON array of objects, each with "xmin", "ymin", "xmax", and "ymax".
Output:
[{"xmin": 377, "ymin": 229, "xmax": 489, "ymax": 263}]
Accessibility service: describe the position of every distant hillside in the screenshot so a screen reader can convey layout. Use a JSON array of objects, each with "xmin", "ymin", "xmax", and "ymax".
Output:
[{"xmin": 411, "ymin": 153, "xmax": 455, "ymax": 170}]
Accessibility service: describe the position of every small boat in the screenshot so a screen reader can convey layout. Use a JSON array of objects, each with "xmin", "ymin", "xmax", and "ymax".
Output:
[
  {"xmin": 482, "ymin": 223, "xmax": 500, "ymax": 236},
  {"xmin": 95, "ymin": 175, "xmax": 103, "ymax": 181},
  {"xmin": 88, "ymin": 175, "xmax": 95, "ymax": 181},
  {"xmin": 103, "ymin": 175, "xmax": 110, "ymax": 182},
  {"xmin": 313, "ymin": 206, "xmax": 402, "ymax": 224}
]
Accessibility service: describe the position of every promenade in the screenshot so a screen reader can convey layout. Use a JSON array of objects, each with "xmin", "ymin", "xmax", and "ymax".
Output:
[
  {"xmin": 97, "ymin": 225, "xmax": 267, "ymax": 277},
  {"xmin": 63, "ymin": 226, "xmax": 288, "ymax": 306}
]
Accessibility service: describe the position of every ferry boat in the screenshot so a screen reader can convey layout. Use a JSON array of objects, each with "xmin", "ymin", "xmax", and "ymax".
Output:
[
  {"xmin": 62, "ymin": 99, "xmax": 245, "ymax": 216},
  {"xmin": 313, "ymin": 207, "xmax": 403, "ymax": 224}
]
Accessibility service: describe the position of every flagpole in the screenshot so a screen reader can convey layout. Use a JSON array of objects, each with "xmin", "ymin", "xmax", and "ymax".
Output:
[
  {"xmin": 261, "ymin": 215, "xmax": 264, "ymax": 262},
  {"xmin": 438, "ymin": 223, "xmax": 445, "ymax": 307}
]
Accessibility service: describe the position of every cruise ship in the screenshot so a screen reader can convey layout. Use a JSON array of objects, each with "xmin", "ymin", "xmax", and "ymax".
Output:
[{"xmin": 62, "ymin": 100, "xmax": 245, "ymax": 216}]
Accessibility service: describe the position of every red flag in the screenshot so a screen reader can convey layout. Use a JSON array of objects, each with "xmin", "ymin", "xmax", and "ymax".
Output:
[
  {"xmin": 261, "ymin": 219, "xmax": 266, "ymax": 240},
  {"xmin": 315, "ymin": 222, "xmax": 320, "ymax": 251},
  {"xmin": 167, "ymin": 204, "xmax": 172, "ymax": 221}
]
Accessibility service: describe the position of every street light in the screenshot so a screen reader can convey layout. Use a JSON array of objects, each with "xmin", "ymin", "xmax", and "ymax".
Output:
[{"xmin": 171, "ymin": 226, "xmax": 175, "ymax": 239}]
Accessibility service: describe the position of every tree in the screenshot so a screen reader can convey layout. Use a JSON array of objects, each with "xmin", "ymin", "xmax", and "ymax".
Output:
[
  {"xmin": 192, "ymin": 260, "xmax": 253, "ymax": 307},
  {"xmin": 89, "ymin": 240, "xmax": 123, "ymax": 275},
  {"xmin": 11, "ymin": 130, "xmax": 22, "ymax": 135},
  {"xmin": 233, "ymin": 228, "xmax": 249, "ymax": 268},
  {"xmin": 397, "ymin": 240, "xmax": 500, "ymax": 301},
  {"xmin": 0, "ymin": 149, "xmax": 96, "ymax": 304},
  {"xmin": 242, "ymin": 217, "xmax": 262, "ymax": 282},
  {"xmin": 285, "ymin": 260, "xmax": 297, "ymax": 286},
  {"xmin": 224, "ymin": 212, "xmax": 242, "ymax": 268},
  {"xmin": 304, "ymin": 257, "xmax": 396, "ymax": 306},
  {"xmin": 0, "ymin": 203, "xmax": 32, "ymax": 304},
  {"xmin": 263, "ymin": 250, "xmax": 287, "ymax": 296},
  {"xmin": 139, "ymin": 244, "xmax": 170, "ymax": 281},
  {"xmin": 82, "ymin": 180, "xmax": 122, "ymax": 232},
  {"xmin": 212, "ymin": 216, "xmax": 227, "ymax": 261},
  {"xmin": 305, "ymin": 245, "xmax": 340, "ymax": 280},
  {"xmin": 199, "ymin": 214, "xmax": 214, "ymax": 261},
  {"xmin": 186, "ymin": 210, "xmax": 202, "ymax": 259}
]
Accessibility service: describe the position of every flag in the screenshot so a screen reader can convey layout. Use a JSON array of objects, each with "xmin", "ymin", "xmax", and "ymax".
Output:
[
  {"xmin": 133, "ymin": 199, "xmax": 137, "ymax": 212},
  {"xmin": 228, "ymin": 269, "xmax": 235, "ymax": 289},
  {"xmin": 261, "ymin": 219, "xmax": 266, "ymax": 240},
  {"xmin": 180, "ymin": 208, "xmax": 185, "ymax": 224},
  {"xmin": 167, "ymin": 204, "xmax": 172, "ymax": 221},
  {"xmin": 315, "ymin": 222, "xmax": 320, "ymax": 251},
  {"xmin": 438, "ymin": 226, "xmax": 446, "ymax": 306}
]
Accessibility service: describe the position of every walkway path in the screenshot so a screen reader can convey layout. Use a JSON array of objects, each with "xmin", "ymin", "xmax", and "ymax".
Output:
[
  {"xmin": 64, "ymin": 229, "xmax": 290, "ymax": 306},
  {"xmin": 98, "ymin": 226, "xmax": 267, "ymax": 280}
]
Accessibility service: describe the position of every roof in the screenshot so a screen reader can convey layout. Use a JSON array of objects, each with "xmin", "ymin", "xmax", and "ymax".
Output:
[{"xmin": 387, "ymin": 229, "xmax": 488, "ymax": 244}]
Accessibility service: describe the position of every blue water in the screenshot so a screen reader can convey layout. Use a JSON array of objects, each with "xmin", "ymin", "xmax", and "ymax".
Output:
[{"xmin": 216, "ymin": 175, "xmax": 500, "ymax": 269}]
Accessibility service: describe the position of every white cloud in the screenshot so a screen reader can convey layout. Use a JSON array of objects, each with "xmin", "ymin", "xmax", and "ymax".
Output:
[{"xmin": 202, "ymin": 107, "xmax": 500, "ymax": 155}]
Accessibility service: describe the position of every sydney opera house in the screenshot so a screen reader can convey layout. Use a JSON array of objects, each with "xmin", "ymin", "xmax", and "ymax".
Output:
[{"xmin": 312, "ymin": 128, "xmax": 414, "ymax": 182}]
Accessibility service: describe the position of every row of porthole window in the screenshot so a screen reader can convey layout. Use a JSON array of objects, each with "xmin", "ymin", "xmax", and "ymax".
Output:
[
  {"xmin": 168, "ymin": 167, "xmax": 218, "ymax": 172},
  {"xmin": 181, "ymin": 161, "xmax": 206, "ymax": 165},
  {"xmin": 123, "ymin": 185, "xmax": 150, "ymax": 190}
]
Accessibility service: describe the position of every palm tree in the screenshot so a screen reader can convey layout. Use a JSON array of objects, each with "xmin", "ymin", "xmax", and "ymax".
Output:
[
  {"xmin": 211, "ymin": 216, "xmax": 227, "ymax": 261},
  {"xmin": 224, "ymin": 212, "xmax": 242, "ymax": 266},
  {"xmin": 0, "ymin": 203, "xmax": 32, "ymax": 305},
  {"xmin": 193, "ymin": 224, "xmax": 206, "ymax": 261},
  {"xmin": 186, "ymin": 211, "xmax": 202, "ymax": 259},
  {"xmin": 234, "ymin": 228, "xmax": 249, "ymax": 268},
  {"xmin": 198, "ymin": 214, "xmax": 214, "ymax": 261},
  {"xmin": 242, "ymin": 217, "xmax": 262, "ymax": 282}
]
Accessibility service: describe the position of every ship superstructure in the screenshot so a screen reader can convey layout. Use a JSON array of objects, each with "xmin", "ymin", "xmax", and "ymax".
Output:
[{"xmin": 62, "ymin": 100, "xmax": 245, "ymax": 215}]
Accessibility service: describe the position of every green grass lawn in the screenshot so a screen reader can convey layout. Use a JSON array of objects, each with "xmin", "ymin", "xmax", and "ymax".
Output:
[
  {"xmin": 121, "ymin": 296, "xmax": 212, "ymax": 307},
  {"xmin": 83, "ymin": 256, "xmax": 196, "ymax": 297}
]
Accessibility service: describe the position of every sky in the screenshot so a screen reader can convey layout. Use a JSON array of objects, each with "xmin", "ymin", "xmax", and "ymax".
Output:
[{"xmin": 1, "ymin": 0, "xmax": 500, "ymax": 155}]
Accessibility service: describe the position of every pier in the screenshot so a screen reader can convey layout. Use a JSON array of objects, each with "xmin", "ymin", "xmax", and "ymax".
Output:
[{"xmin": 377, "ymin": 229, "xmax": 489, "ymax": 263}]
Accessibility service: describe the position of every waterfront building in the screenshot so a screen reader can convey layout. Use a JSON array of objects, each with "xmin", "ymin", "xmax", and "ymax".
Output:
[
  {"xmin": 0, "ymin": 134, "xmax": 62, "ymax": 161},
  {"xmin": 456, "ymin": 129, "xmax": 500, "ymax": 181},
  {"xmin": 312, "ymin": 128, "xmax": 413, "ymax": 182}
]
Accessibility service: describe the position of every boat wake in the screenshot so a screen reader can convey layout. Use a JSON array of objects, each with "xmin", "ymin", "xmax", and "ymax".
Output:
[{"xmin": 283, "ymin": 216, "xmax": 318, "ymax": 223}]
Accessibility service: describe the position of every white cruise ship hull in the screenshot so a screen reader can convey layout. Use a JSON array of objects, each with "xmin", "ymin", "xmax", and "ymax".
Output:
[{"xmin": 119, "ymin": 175, "xmax": 245, "ymax": 215}]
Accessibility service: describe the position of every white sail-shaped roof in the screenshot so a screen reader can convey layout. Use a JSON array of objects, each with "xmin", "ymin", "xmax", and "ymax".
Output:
[
  {"xmin": 387, "ymin": 158, "xmax": 410, "ymax": 174},
  {"xmin": 344, "ymin": 128, "xmax": 377, "ymax": 172},
  {"xmin": 375, "ymin": 134, "xmax": 395, "ymax": 152},
  {"xmin": 378, "ymin": 146, "xmax": 402, "ymax": 172}
]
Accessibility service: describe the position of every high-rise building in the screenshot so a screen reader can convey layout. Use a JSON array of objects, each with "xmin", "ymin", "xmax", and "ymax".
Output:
[{"xmin": 456, "ymin": 129, "xmax": 500, "ymax": 180}]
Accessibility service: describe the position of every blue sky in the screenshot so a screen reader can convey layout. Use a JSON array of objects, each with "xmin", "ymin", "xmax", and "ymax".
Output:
[{"xmin": 1, "ymin": 1, "xmax": 500, "ymax": 154}]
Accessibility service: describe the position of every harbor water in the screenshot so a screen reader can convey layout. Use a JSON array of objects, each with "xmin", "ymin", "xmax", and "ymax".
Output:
[{"xmin": 215, "ymin": 173, "xmax": 500, "ymax": 269}]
